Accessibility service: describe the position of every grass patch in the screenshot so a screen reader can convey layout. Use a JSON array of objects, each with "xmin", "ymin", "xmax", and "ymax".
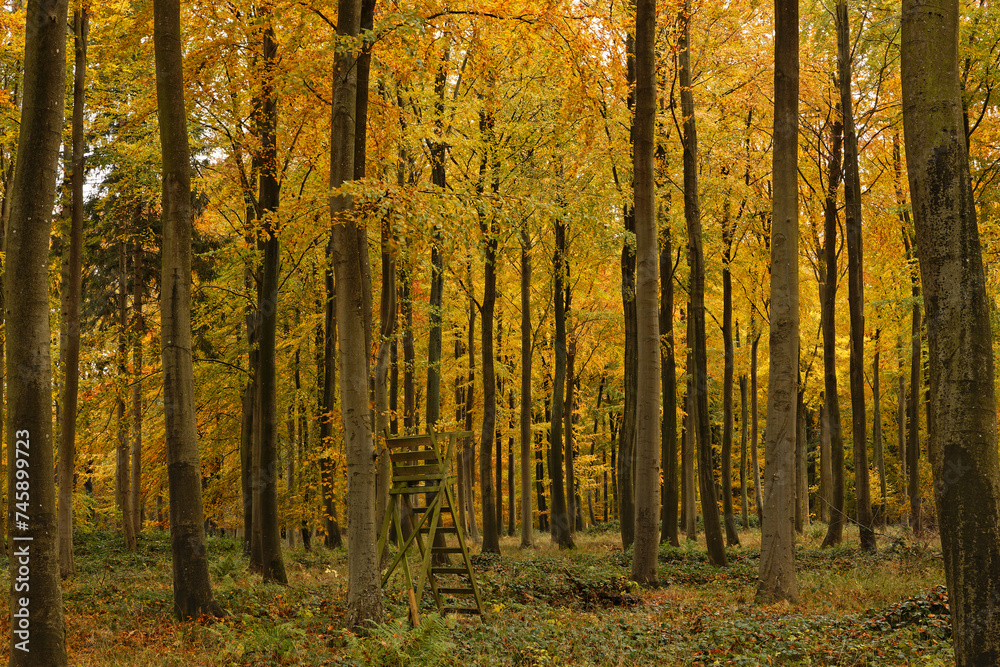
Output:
[{"xmin": 0, "ymin": 524, "xmax": 954, "ymax": 665}]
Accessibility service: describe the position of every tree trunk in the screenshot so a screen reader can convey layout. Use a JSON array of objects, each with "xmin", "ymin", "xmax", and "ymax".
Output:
[
  {"xmin": 464, "ymin": 290, "xmax": 479, "ymax": 542},
  {"xmin": 455, "ymin": 334, "xmax": 468, "ymax": 535},
  {"xmin": 479, "ymin": 199, "xmax": 500, "ymax": 554},
  {"xmin": 319, "ymin": 264, "xmax": 342, "ymax": 549},
  {"xmin": 739, "ymin": 371, "xmax": 750, "ymax": 528},
  {"xmin": 59, "ymin": 7, "xmax": 88, "ymax": 579},
  {"xmin": 892, "ymin": 135, "xmax": 909, "ymax": 494},
  {"xmin": 750, "ymin": 324, "xmax": 764, "ymax": 525},
  {"xmin": 536, "ymin": 428, "xmax": 548, "ymax": 532},
  {"xmin": 837, "ymin": 0, "xmax": 875, "ymax": 553},
  {"xmin": 901, "ymin": 1, "xmax": 1000, "ymax": 657},
  {"xmin": 153, "ymin": 0, "xmax": 223, "ymax": 619},
  {"xmin": 117, "ymin": 236, "xmax": 136, "ymax": 552},
  {"xmin": 794, "ymin": 382, "xmax": 807, "ymax": 533},
  {"xmin": 374, "ymin": 211, "xmax": 396, "ymax": 556},
  {"xmin": 819, "ymin": 396, "xmax": 832, "ymax": 523},
  {"xmin": 250, "ymin": 13, "xmax": 288, "ymax": 583},
  {"xmin": 904, "ymin": 224, "xmax": 922, "ymax": 534},
  {"xmin": 680, "ymin": 0, "xmax": 725, "ymax": 567},
  {"xmin": 821, "ymin": 114, "xmax": 846, "ymax": 549},
  {"xmin": 565, "ymin": 331, "xmax": 577, "ymax": 534},
  {"xmin": 609, "ymin": 414, "xmax": 617, "ymax": 522},
  {"xmin": 683, "ymin": 320, "xmax": 698, "ymax": 539},
  {"xmin": 632, "ymin": 0, "xmax": 660, "ymax": 583},
  {"xmin": 356, "ymin": 0, "xmax": 387, "ymax": 558},
  {"xmin": 520, "ymin": 225, "xmax": 533, "ymax": 547},
  {"xmin": 132, "ymin": 236, "xmax": 144, "ymax": 532},
  {"xmin": 550, "ymin": 217, "xmax": 574, "ymax": 548},
  {"xmin": 737, "ymin": 324, "xmax": 749, "ymax": 529},
  {"xmin": 756, "ymin": 0, "xmax": 800, "ymax": 603},
  {"xmin": 590, "ymin": 377, "xmax": 605, "ymax": 530},
  {"xmin": 330, "ymin": 0, "xmax": 382, "ymax": 629},
  {"xmin": 508, "ymin": 386, "xmax": 516, "ymax": 536},
  {"xmin": 618, "ymin": 31, "xmax": 638, "ymax": 552},
  {"xmin": 898, "ymin": 340, "xmax": 907, "ymax": 488},
  {"xmin": 400, "ymin": 257, "xmax": 416, "ymax": 433},
  {"xmin": 496, "ymin": 319, "xmax": 504, "ymax": 536},
  {"xmin": 7, "ymin": 0, "xmax": 71, "ymax": 659},
  {"xmin": 721, "ymin": 203, "xmax": 740, "ymax": 546},
  {"xmin": 241, "ymin": 369, "xmax": 256, "ymax": 553},
  {"xmin": 426, "ymin": 44, "xmax": 448, "ymax": 431},
  {"xmin": 660, "ymin": 228, "xmax": 679, "ymax": 546},
  {"xmin": 425, "ymin": 44, "xmax": 451, "ymax": 559},
  {"xmin": 872, "ymin": 341, "xmax": 887, "ymax": 522}
]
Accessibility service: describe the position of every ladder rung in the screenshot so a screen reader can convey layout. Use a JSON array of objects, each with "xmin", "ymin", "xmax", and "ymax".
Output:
[
  {"xmin": 442, "ymin": 606, "xmax": 481, "ymax": 615},
  {"xmin": 393, "ymin": 475, "xmax": 447, "ymax": 484},
  {"xmin": 390, "ymin": 450, "xmax": 441, "ymax": 463},
  {"xmin": 419, "ymin": 525, "xmax": 457, "ymax": 533},
  {"xmin": 390, "ymin": 486, "xmax": 442, "ymax": 495},
  {"xmin": 431, "ymin": 566, "xmax": 468, "ymax": 574},
  {"xmin": 393, "ymin": 464, "xmax": 444, "ymax": 475},
  {"xmin": 387, "ymin": 435, "xmax": 434, "ymax": 449},
  {"xmin": 438, "ymin": 587, "xmax": 475, "ymax": 595}
]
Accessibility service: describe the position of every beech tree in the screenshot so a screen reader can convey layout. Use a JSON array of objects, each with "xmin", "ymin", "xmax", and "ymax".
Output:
[
  {"xmin": 757, "ymin": 0, "xmax": 800, "ymax": 603},
  {"xmin": 836, "ymin": 0, "xmax": 875, "ymax": 553},
  {"xmin": 679, "ymin": 0, "xmax": 726, "ymax": 567},
  {"xmin": 631, "ymin": 0, "xmax": 660, "ymax": 584},
  {"xmin": 330, "ymin": 0, "xmax": 383, "ymax": 629},
  {"xmin": 901, "ymin": 0, "xmax": 1000, "ymax": 659},
  {"xmin": 153, "ymin": 0, "xmax": 224, "ymax": 619},
  {"xmin": 59, "ymin": 6, "xmax": 88, "ymax": 579},
  {"xmin": 520, "ymin": 220, "xmax": 534, "ymax": 548},
  {"xmin": 820, "ymin": 114, "xmax": 846, "ymax": 548},
  {"xmin": 6, "ymin": 0, "xmax": 70, "ymax": 662},
  {"xmin": 249, "ymin": 4, "xmax": 288, "ymax": 584},
  {"xmin": 550, "ymin": 215, "xmax": 574, "ymax": 549}
]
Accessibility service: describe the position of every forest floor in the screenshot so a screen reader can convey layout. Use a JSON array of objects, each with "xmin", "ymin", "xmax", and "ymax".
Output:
[{"xmin": 0, "ymin": 523, "xmax": 952, "ymax": 666}]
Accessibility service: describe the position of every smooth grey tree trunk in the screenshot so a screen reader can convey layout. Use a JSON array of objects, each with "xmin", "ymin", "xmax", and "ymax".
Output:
[
  {"xmin": 566, "ymin": 332, "xmax": 578, "ymax": 533},
  {"xmin": 59, "ymin": 7, "xmax": 88, "ymax": 579},
  {"xmin": 479, "ymin": 198, "xmax": 500, "ymax": 554},
  {"xmin": 117, "ymin": 236, "xmax": 136, "ymax": 551},
  {"xmin": 683, "ymin": 323, "xmax": 697, "ymax": 539},
  {"xmin": 721, "ymin": 203, "xmax": 740, "ymax": 546},
  {"xmin": 550, "ymin": 217, "xmax": 574, "ymax": 548},
  {"xmin": 819, "ymin": 397, "xmax": 832, "ymax": 523},
  {"xmin": 331, "ymin": 0, "xmax": 382, "ymax": 629},
  {"xmin": 632, "ymin": 0, "xmax": 660, "ymax": 583},
  {"xmin": 660, "ymin": 228, "xmax": 679, "ymax": 546},
  {"xmin": 903, "ymin": 226, "xmax": 922, "ymax": 534},
  {"xmin": 520, "ymin": 224, "xmax": 534, "ymax": 548},
  {"xmin": 131, "ymin": 237, "xmax": 144, "ymax": 532},
  {"xmin": 250, "ymin": 14, "xmax": 287, "ymax": 584},
  {"xmin": 757, "ymin": 0, "xmax": 800, "ymax": 603},
  {"xmin": 901, "ymin": 0, "xmax": 1000, "ymax": 659},
  {"xmin": 837, "ymin": 0, "xmax": 875, "ymax": 553},
  {"xmin": 153, "ymin": 0, "xmax": 224, "ymax": 620},
  {"xmin": 7, "ymin": 0, "xmax": 70, "ymax": 660},
  {"xmin": 618, "ymin": 32, "xmax": 638, "ymax": 551},
  {"xmin": 680, "ymin": 0, "xmax": 726, "ymax": 567},
  {"xmin": 821, "ymin": 116, "xmax": 846, "ymax": 548},
  {"xmin": 750, "ymin": 324, "xmax": 764, "ymax": 525},
  {"xmin": 872, "ymin": 345, "xmax": 887, "ymax": 522}
]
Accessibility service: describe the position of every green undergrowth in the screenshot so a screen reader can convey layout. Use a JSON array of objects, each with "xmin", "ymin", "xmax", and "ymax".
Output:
[{"xmin": 0, "ymin": 526, "xmax": 954, "ymax": 665}]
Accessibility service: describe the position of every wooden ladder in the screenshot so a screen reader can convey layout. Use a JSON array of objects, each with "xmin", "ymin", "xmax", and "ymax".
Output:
[{"xmin": 376, "ymin": 431, "xmax": 485, "ymax": 625}]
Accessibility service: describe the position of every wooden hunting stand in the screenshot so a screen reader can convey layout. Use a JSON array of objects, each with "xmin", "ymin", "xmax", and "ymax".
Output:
[{"xmin": 376, "ymin": 431, "xmax": 485, "ymax": 625}]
